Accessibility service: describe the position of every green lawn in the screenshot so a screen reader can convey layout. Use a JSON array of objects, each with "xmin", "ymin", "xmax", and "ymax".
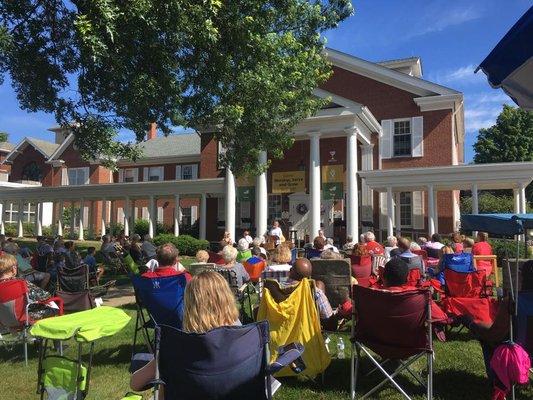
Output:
[{"xmin": 1, "ymin": 306, "xmax": 532, "ymax": 400}]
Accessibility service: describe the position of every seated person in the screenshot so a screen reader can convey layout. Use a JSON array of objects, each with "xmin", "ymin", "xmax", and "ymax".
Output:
[
  {"xmin": 101, "ymin": 235, "xmax": 118, "ymax": 258},
  {"xmin": 195, "ymin": 250, "xmax": 210, "ymax": 263},
  {"xmin": 410, "ymin": 241, "xmax": 422, "ymax": 251},
  {"xmin": 265, "ymin": 245, "xmax": 291, "ymax": 272},
  {"xmin": 64, "ymin": 241, "xmax": 81, "ymax": 269},
  {"xmin": 236, "ymin": 238, "xmax": 252, "ymax": 263},
  {"xmin": 363, "ymin": 231, "xmax": 384, "ymax": 256},
  {"xmin": 252, "ymin": 237, "xmax": 268, "ymax": 258},
  {"xmin": 0, "ymin": 252, "xmax": 58, "ymax": 320},
  {"xmin": 384, "ymin": 235, "xmax": 398, "ymax": 260},
  {"xmin": 307, "ymin": 236, "xmax": 325, "ymax": 259},
  {"xmin": 463, "ymin": 237, "xmax": 475, "ymax": 253},
  {"xmin": 397, "ymin": 237, "xmax": 424, "ymax": 273},
  {"xmin": 451, "ymin": 232, "xmax": 464, "ymax": 253},
  {"xmin": 220, "ymin": 231, "xmax": 233, "ymax": 247},
  {"xmin": 323, "ymin": 238, "xmax": 339, "ymax": 253},
  {"xmin": 141, "ymin": 235, "xmax": 157, "ymax": 260},
  {"xmin": 243, "ymin": 247, "xmax": 268, "ymax": 281},
  {"xmin": 320, "ymin": 249, "xmax": 343, "ymax": 260},
  {"xmin": 472, "ymin": 232, "xmax": 494, "ymax": 277},
  {"xmin": 142, "ymin": 243, "xmax": 191, "ymax": 282},
  {"xmin": 343, "ymin": 235, "xmax": 356, "ymax": 252},
  {"xmin": 129, "ymin": 234, "xmax": 144, "ymax": 264},
  {"xmin": 425, "ymin": 233, "xmax": 444, "ymax": 258},
  {"xmin": 220, "ymin": 245, "xmax": 250, "ymax": 287},
  {"xmin": 417, "ymin": 236, "xmax": 428, "ymax": 247},
  {"xmin": 84, "ymin": 247, "xmax": 104, "ymax": 282},
  {"xmin": 460, "ymin": 260, "xmax": 533, "ymax": 396},
  {"xmin": 242, "ymin": 230, "xmax": 253, "ymax": 245},
  {"xmin": 3, "ymin": 242, "xmax": 50, "ymax": 289},
  {"xmin": 131, "ymin": 271, "xmax": 241, "ymax": 397}
]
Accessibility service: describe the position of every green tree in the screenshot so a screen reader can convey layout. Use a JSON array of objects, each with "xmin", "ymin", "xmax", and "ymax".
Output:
[
  {"xmin": 0, "ymin": 1, "xmax": 352, "ymax": 176},
  {"xmin": 473, "ymin": 104, "xmax": 533, "ymax": 202},
  {"xmin": 0, "ymin": 131, "xmax": 7, "ymax": 142}
]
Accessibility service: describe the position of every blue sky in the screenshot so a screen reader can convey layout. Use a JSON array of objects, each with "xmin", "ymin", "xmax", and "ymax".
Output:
[{"xmin": 0, "ymin": 0, "xmax": 531, "ymax": 162}]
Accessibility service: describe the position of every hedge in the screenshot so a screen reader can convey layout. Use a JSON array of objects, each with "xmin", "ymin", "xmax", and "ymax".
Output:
[
  {"xmin": 153, "ymin": 234, "xmax": 209, "ymax": 256},
  {"xmin": 490, "ymin": 239, "xmax": 528, "ymax": 263}
]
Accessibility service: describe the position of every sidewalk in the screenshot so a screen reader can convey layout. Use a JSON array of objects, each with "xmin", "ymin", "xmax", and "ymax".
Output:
[{"xmin": 101, "ymin": 284, "xmax": 135, "ymax": 307}]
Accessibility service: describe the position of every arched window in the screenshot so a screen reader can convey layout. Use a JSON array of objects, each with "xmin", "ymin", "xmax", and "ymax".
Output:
[{"xmin": 21, "ymin": 161, "xmax": 43, "ymax": 182}]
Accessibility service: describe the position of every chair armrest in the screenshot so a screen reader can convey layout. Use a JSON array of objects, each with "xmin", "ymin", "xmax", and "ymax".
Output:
[
  {"xmin": 37, "ymin": 296, "xmax": 64, "ymax": 316},
  {"xmin": 267, "ymin": 342, "xmax": 305, "ymax": 374}
]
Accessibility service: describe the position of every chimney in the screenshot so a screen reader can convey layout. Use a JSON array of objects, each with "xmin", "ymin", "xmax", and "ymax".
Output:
[{"xmin": 147, "ymin": 123, "xmax": 157, "ymax": 140}]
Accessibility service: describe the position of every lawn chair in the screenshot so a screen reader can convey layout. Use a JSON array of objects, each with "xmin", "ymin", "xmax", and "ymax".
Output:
[
  {"xmin": 211, "ymin": 267, "xmax": 255, "ymax": 324},
  {"xmin": 473, "ymin": 255, "xmax": 500, "ymax": 287},
  {"xmin": 310, "ymin": 258, "xmax": 352, "ymax": 311},
  {"xmin": 207, "ymin": 251, "xmax": 225, "ymax": 265},
  {"xmin": 305, "ymin": 248, "xmax": 322, "ymax": 259},
  {"xmin": 56, "ymin": 264, "xmax": 95, "ymax": 313},
  {"xmin": 31, "ymin": 306, "xmax": 130, "ymax": 400},
  {"xmin": 258, "ymin": 270, "xmax": 291, "ymax": 298},
  {"xmin": 187, "ymin": 262, "xmax": 216, "ymax": 276},
  {"xmin": 257, "ymin": 278, "xmax": 331, "ymax": 378},
  {"xmin": 350, "ymin": 285, "xmax": 434, "ymax": 400},
  {"xmin": 0, "ymin": 279, "xmax": 63, "ymax": 365},
  {"xmin": 136, "ymin": 321, "xmax": 304, "ymax": 400},
  {"xmin": 371, "ymin": 254, "xmax": 386, "ymax": 276}
]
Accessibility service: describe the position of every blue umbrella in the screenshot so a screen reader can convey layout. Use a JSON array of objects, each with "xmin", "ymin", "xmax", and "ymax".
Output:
[{"xmin": 476, "ymin": 6, "xmax": 533, "ymax": 110}]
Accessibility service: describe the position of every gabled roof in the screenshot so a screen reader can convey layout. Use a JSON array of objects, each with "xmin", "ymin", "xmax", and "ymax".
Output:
[
  {"xmin": 3, "ymin": 137, "xmax": 59, "ymax": 163},
  {"xmin": 47, "ymin": 133, "xmax": 75, "ymax": 161},
  {"xmin": 325, "ymin": 48, "xmax": 460, "ymax": 97},
  {"xmin": 377, "ymin": 57, "xmax": 423, "ymax": 78},
  {"xmin": 136, "ymin": 133, "xmax": 201, "ymax": 158}
]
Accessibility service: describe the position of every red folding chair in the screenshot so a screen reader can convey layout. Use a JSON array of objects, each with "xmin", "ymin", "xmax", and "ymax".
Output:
[
  {"xmin": 441, "ymin": 269, "xmax": 497, "ymax": 324},
  {"xmin": 207, "ymin": 251, "xmax": 225, "ymax": 265},
  {"xmin": 350, "ymin": 286, "xmax": 434, "ymax": 400},
  {"xmin": 0, "ymin": 279, "xmax": 63, "ymax": 365}
]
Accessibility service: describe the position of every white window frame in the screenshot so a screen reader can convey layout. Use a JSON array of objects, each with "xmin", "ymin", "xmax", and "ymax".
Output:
[
  {"xmin": 144, "ymin": 166, "xmax": 163, "ymax": 182},
  {"xmin": 66, "ymin": 167, "xmax": 90, "ymax": 186},
  {"xmin": 392, "ymin": 118, "xmax": 412, "ymax": 158},
  {"xmin": 268, "ymin": 195, "xmax": 282, "ymax": 222},
  {"xmin": 122, "ymin": 168, "xmax": 138, "ymax": 183},
  {"xmin": 176, "ymin": 164, "xmax": 198, "ymax": 180},
  {"xmin": 181, "ymin": 207, "xmax": 192, "ymax": 226}
]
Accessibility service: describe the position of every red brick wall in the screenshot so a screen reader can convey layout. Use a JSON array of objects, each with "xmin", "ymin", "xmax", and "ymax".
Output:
[{"xmin": 8, "ymin": 145, "xmax": 52, "ymax": 184}]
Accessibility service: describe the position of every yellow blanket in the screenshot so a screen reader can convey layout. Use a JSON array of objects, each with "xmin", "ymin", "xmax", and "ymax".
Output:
[{"xmin": 257, "ymin": 278, "xmax": 331, "ymax": 378}]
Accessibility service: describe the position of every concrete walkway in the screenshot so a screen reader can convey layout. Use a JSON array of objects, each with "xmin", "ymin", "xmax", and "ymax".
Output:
[{"xmin": 101, "ymin": 284, "xmax": 136, "ymax": 307}]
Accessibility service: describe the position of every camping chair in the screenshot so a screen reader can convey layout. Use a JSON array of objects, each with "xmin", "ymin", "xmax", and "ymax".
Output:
[
  {"xmin": 371, "ymin": 254, "xmax": 386, "ymax": 276},
  {"xmin": 474, "ymin": 255, "xmax": 500, "ymax": 287},
  {"xmin": 207, "ymin": 251, "xmax": 225, "ymax": 265},
  {"xmin": 0, "ymin": 279, "xmax": 63, "ymax": 365},
  {"xmin": 305, "ymin": 248, "xmax": 322, "ymax": 259},
  {"xmin": 56, "ymin": 264, "xmax": 96, "ymax": 313},
  {"xmin": 258, "ymin": 270, "xmax": 291, "ymax": 298},
  {"xmin": 413, "ymin": 249, "xmax": 428, "ymax": 261},
  {"xmin": 187, "ymin": 262, "xmax": 216, "ymax": 276},
  {"xmin": 351, "ymin": 255, "xmax": 373, "ymax": 288},
  {"xmin": 133, "ymin": 321, "xmax": 304, "ymax": 400},
  {"xmin": 31, "ymin": 306, "xmax": 130, "ymax": 400},
  {"xmin": 211, "ymin": 267, "xmax": 255, "ymax": 324},
  {"xmin": 257, "ymin": 278, "xmax": 331, "ymax": 378},
  {"xmin": 350, "ymin": 285, "xmax": 434, "ymax": 400}
]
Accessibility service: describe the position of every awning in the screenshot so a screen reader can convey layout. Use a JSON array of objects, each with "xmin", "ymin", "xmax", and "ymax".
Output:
[
  {"xmin": 476, "ymin": 6, "xmax": 533, "ymax": 110},
  {"xmin": 461, "ymin": 213, "xmax": 533, "ymax": 236}
]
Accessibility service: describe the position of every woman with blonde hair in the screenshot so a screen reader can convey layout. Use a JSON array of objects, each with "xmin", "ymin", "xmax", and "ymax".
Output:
[
  {"xmin": 131, "ymin": 271, "xmax": 240, "ymax": 395},
  {"xmin": 265, "ymin": 244, "xmax": 292, "ymax": 272}
]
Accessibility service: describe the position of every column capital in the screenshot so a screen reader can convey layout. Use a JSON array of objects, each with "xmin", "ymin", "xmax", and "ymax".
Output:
[
  {"xmin": 343, "ymin": 125, "xmax": 359, "ymax": 136},
  {"xmin": 307, "ymin": 131, "xmax": 321, "ymax": 139},
  {"xmin": 361, "ymin": 143, "xmax": 374, "ymax": 151}
]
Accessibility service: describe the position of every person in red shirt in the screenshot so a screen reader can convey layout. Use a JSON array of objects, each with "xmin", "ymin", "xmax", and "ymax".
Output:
[
  {"xmin": 363, "ymin": 231, "xmax": 384, "ymax": 256},
  {"xmin": 472, "ymin": 232, "xmax": 494, "ymax": 277},
  {"xmin": 141, "ymin": 243, "xmax": 191, "ymax": 282}
]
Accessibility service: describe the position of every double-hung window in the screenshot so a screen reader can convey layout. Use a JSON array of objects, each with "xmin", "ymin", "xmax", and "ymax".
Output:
[
  {"xmin": 123, "ymin": 168, "xmax": 137, "ymax": 182},
  {"xmin": 268, "ymin": 195, "xmax": 282, "ymax": 222},
  {"xmin": 176, "ymin": 164, "xmax": 198, "ymax": 180},
  {"xmin": 393, "ymin": 119, "xmax": 412, "ymax": 157},
  {"xmin": 66, "ymin": 167, "xmax": 89, "ymax": 186},
  {"xmin": 143, "ymin": 166, "xmax": 163, "ymax": 182},
  {"xmin": 399, "ymin": 192, "xmax": 413, "ymax": 227}
]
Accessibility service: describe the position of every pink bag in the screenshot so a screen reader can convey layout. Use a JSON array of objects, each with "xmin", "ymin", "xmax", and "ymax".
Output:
[{"xmin": 490, "ymin": 343, "xmax": 531, "ymax": 393}]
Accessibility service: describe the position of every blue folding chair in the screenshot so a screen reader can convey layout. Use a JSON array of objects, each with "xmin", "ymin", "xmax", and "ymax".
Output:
[
  {"xmin": 147, "ymin": 321, "xmax": 303, "ymax": 400},
  {"xmin": 432, "ymin": 253, "xmax": 475, "ymax": 285},
  {"xmin": 517, "ymin": 291, "xmax": 533, "ymax": 359}
]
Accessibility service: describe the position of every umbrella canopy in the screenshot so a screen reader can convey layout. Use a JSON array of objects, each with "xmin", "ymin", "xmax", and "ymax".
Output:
[
  {"xmin": 476, "ymin": 6, "xmax": 533, "ymax": 110},
  {"xmin": 461, "ymin": 213, "xmax": 533, "ymax": 236}
]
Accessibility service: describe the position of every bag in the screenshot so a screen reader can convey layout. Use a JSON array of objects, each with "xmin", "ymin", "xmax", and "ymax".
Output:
[{"xmin": 490, "ymin": 342, "xmax": 531, "ymax": 392}]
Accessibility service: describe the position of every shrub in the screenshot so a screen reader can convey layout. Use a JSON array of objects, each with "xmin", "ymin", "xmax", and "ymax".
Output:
[
  {"xmin": 133, "ymin": 219, "xmax": 150, "ymax": 237},
  {"xmin": 3, "ymin": 223, "xmax": 17, "ymax": 237},
  {"xmin": 490, "ymin": 239, "xmax": 528, "ymax": 263},
  {"xmin": 41, "ymin": 226, "xmax": 54, "ymax": 237},
  {"xmin": 109, "ymin": 223, "xmax": 124, "ymax": 237},
  {"xmin": 153, "ymin": 234, "xmax": 209, "ymax": 256}
]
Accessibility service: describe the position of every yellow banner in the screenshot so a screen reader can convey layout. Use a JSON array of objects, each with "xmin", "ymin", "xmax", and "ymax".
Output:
[
  {"xmin": 322, "ymin": 164, "xmax": 344, "ymax": 183},
  {"xmin": 272, "ymin": 171, "xmax": 306, "ymax": 193}
]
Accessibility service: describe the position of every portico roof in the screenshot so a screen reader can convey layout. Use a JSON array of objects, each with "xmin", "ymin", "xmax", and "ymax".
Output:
[{"xmin": 358, "ymin": 162, "xmax": 533, "ymax": 192}]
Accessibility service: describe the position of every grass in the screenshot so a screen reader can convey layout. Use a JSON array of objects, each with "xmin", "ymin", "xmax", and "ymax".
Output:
[{"xmin": 1, "ymin": 307, "xmax": 532, "ymax": 400}]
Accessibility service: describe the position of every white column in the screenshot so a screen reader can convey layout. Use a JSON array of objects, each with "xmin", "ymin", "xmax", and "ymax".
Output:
[
  {"xmin": 174, "ymin": 194, "xmax": 180, "ymax": 237},
  {"xmin": 109, "ymin": 200, "xmax": 116, "ymax": 232},
  {"xmin": 199, "ymin": 194, "xmax": 207, "ymax": 240},
  {"xmin": 518, "ymin": 182, "xmax": 527, "ymax": 214},
  {"xmin": 101, "ymin": 198, "xmax": 107, "ymax": 236},
  {"xmin": 57, "ymin": 201, "xmax": 64, "ymax": 236},
  {"xmin": 35, "ymin": 202, "xmax": 43, "ymax": 236},
  {"xmin": 17, "ymin": 200, "xmax": 24, "ymax": 238},
  {"xmin": 309, "ymin": 132, "xmax": 321, "ymax": 241},
  {"xmin": 360, "ymin": 144, "xmax": 374, "ymax": 223},
  {"xmin": 225, "ymin": 168, "xmax": 236, "ymax": 243},
  {"xmin": 148, "ymin": 195, "xmax": 156, "ymax": 238},
  {"xmin": 394, "ymin": 192, "xmax": 402, "ymax": 237},
  {"xmin": 427, "ymin": 185, "xmax": 435, "ymax": 236},
  {"xmin": 513, "ymin": 189, "xmax": 521, "ymax": 214},
  {"xmin": 0, "ymin": 201, "xmax": 4, "ymax": 235},
  {"xmin": 472, "ymin": 183, "xmax": 479, "ymax": 236},
  {"xmin": 78, "ymin": 199, "xmax": 84, "ymax": 241},
  {"xmin": 346, "ymin": 127, "xmax": 359, "ymax": 240},
  {"xmin": 69, "ymin": 201, "xmax": 76, "ymax": 239},
  {"xmin": 123, "ymin": 196, "xmax": 130, "ymax": 236},
  {"xmin": 88, "ymin": 201, "xmax": 94, "ymax": 239},
  {"xmin": 255, "ymin": 151, "xmax": 268, "ymax": 238},
  {"xmin": 386, "ymin": 187, "xmax": 394, "ymax": 238}
]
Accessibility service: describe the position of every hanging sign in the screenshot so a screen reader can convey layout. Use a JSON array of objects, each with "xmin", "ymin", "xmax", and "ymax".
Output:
[
  {"xmin": 237, "ymin": 186, "xmax": 255, "ymax": 202},
  {"xmin": 272, "ymin": 171, "xmax": 306, "ymax": 193},
  {"xmin": 322, "ymin": 164, "xmax": 344, "ymax": 183},
  {"xmin": 323, "ymin": 182, "xmax": 344, "ymax": 200}
]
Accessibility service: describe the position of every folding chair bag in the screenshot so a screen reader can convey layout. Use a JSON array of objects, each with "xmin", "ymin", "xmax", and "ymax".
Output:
[
  {"xmin": 159, "ymin": 322, "xmax": 270, "ymax": 400},
  {"xmin": 0, "ymin": 279, "xmax": 28, "ymax": 328},
  {"xmin": 257, "ymin": 278, "xmax": 330, "ymax": 377},
  {"xmin": 41, "ymin": 356, "xmax": 87, "ymax": 400},
  {"xmin": 311, "ymin": 259, "xmax": 352, "ymax": 308}
]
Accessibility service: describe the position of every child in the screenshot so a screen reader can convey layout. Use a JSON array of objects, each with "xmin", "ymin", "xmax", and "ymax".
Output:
[{"xmin": 84, "ymin": 247, "xmax": 104, "ymax": 283}]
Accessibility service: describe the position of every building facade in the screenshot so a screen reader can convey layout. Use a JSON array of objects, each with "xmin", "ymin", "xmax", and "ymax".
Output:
[{"xmin": 0, "ymin": 49, "xmax": 469, "ymax": 243}]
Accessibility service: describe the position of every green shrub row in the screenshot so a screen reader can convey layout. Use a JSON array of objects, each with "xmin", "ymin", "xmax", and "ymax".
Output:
[{"xmin": 152, "ymin": 234, "xmax": 209, "ymax": 256}]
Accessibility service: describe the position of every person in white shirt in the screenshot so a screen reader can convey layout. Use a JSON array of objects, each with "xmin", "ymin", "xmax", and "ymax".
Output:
[
  {"xmin": 270, "ymin": 220, "xmax": 283, "ymax": 246},
  {"xmin": 243, "ymin": 230, "xmax": 253, "ymax": 245},
  {"xmin": 323, "ymin": 238, "xmax": 339, "ymax": 253},
  {"xmin": 384, "ymin": 235, "xmax": 398, "ymax": 260}
]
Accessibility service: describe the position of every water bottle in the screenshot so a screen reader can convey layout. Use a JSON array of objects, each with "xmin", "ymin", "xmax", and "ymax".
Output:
[
  {"xmin": 324, "ymin": 336, "xmax": 331, "ymax": 354},
  {"xmin": 337, "ymin": 337, "xmax": 345, "ymax": 359}
]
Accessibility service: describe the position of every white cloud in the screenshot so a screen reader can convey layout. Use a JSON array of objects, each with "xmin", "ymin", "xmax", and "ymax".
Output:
[
  {"xmin": 464, "ymin": 90, "xmax": 513, "ymax": 134},
  {"xmin": 406, "ymin": 5, "xmax": 482, "ymax": 39},
  {"xmin": 428, "ymin": 64, "xmax": 485, "ymax": 85}
]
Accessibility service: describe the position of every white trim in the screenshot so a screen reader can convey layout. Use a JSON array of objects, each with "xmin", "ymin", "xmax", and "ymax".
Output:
[
  {"xmin": 414, "ymin": 94, "xmax": 463, "ymax": 112},
  {"xmin": 4, "ymin": 138, "xmax": 51, "ymax": 163},
  {"xmin": 47, "ymin": 133, "xmax": 75, "ymax": 161},
  {"xmin": 325, "ymin": 48, "xmax": 459, "ymax": 97}
]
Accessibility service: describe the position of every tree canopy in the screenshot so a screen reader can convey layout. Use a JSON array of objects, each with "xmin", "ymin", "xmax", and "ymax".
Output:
[
  {"xmin": 0, "ymin": 1, "xmax": 353, "ymax": 175},
  {"xmin": 0, "ymin": 131, "xmax": 7, "ymax": 142}
]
